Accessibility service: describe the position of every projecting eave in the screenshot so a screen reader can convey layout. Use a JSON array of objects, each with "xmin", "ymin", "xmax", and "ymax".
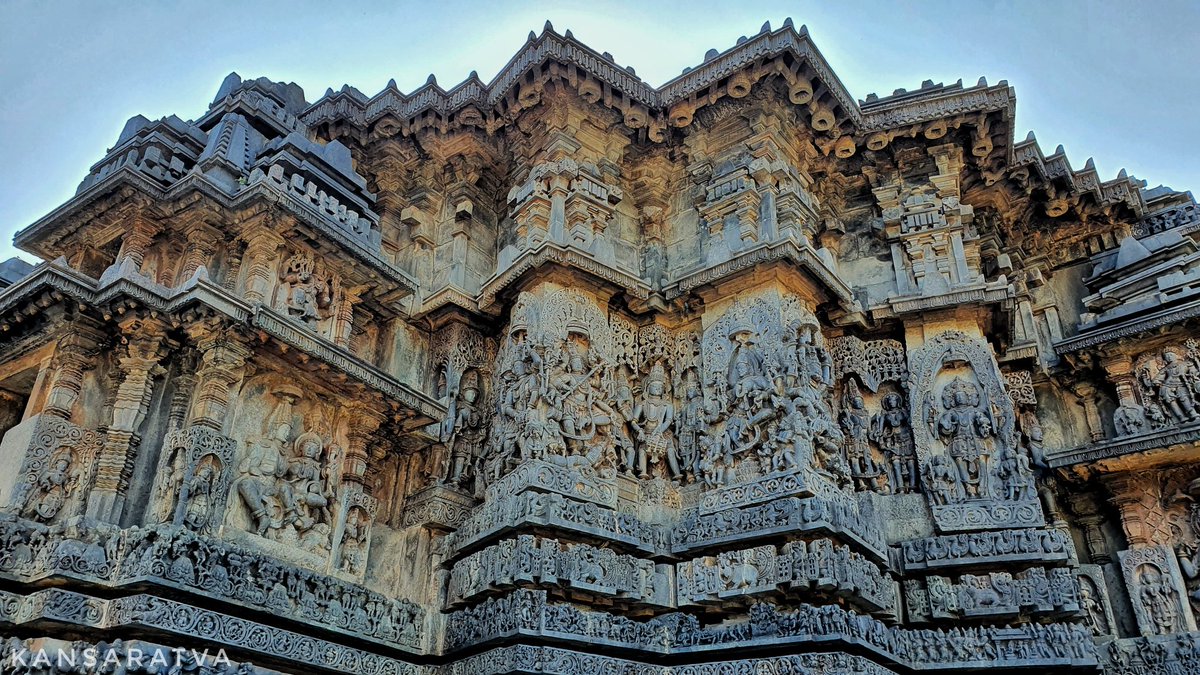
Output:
[
  {"xmin": 299, "ymin": 20, "xmax": 864, "ymax": 139},
  {"xmin": 13, "ymin": 166, "xmax": 420, "ymax": 303},
  {"xmin": 0, "ymin": 258, "xmax": 445, "ymax": 425}
]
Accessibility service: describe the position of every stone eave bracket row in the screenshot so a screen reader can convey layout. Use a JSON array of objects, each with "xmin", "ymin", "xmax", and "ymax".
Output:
[
  {"xmin": 299, "ymin": 20, "xmax": 1018, "ymax": 150},
  {"xmin": 1054, "ymin": 296, "xmax": 1200, "ymax": 354},
  {"xmin": 1046, "ymin": 421, "xmax": 1200, "ymax": 471},
  {"xmin": 12, "ymin": 166, "xmax": 419, "ymax": 300},
  {"xmin": 0, "ymin": 258, "xmax": 444, "ymax": 424}
]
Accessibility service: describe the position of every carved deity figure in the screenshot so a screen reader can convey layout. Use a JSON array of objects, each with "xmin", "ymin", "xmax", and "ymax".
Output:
[
  {"xmin": 789, "ymin": 320, "xmax": 832, "ymax": 395},
  {"xmin": 339, "ymin": 507, "xmax": 368, "ymax": 575},
  {"xmin": 631, "ymin": 363, "xmax": 680, "ymax": 479},
  {"xmin": 182, "ymin": 458, "xmax": 220, "ymax": 533},
  {"xmin": 235, "ymin": 411, "xmax": 335, "ymax": 554},
  {"xmin": 152, "ymin": 445, "xmax": 188, "ymax": 524},
  {"xmin": 279, "ymin": 254, "xmax": 333, "ymax": 327},
  {"xmin": 19, "ymin": 449, "xmax": 78, "ymax": 523},
  {"xmin": 1079, "ymin": 579, "xmax": 1110, "ymax": 635},
  {"xmin": 840, "ymin": 380, "xmax": 879, "ymax": 491},
  {"xmin": 1154, "ymin": 351, "xmax": 1200, "ymax": 424},
  {"xmin": 1138, "ymin": 564, "xmax": 1182, "ymax": 634},
  {"xmin": 236, "ymin": 412, "xmax": 292, "ymax": 537},
  {"xmin": 549, "ymin": 337, "xmax": 616, "ymax": 463},
  {"xmin": 872, "ymin": 392, "xmax": 915, "ymax": 493},
  {"xmin": 284, "ymin": 431, "xmax": 333, "ymax": 532},
  {"xmin": 444, "ymin": 377, "xmax": 485, "ymax": 487},
  {"xmin": 677, "ymin": 380, "xmax": 705, "ymax": 482},
  {"xmin": 936, "ymin": 378, "xmax": 994, "ymax": 500},
  {"xmin": 727, "ymin": 326, "xmax": 773, "ymax": 421}
]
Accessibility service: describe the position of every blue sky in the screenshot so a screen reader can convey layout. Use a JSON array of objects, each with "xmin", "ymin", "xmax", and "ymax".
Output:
[{"xmin": 1, "ymin": 0, "xmax": 1197, "ymax": 263}]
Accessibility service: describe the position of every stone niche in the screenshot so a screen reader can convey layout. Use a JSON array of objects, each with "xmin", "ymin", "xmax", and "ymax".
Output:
[
  {"xmin": 217, "ymin": 375, "xmax": 370, "ymax": 576},
  {"xmin": 907, "ymin": 330, "xmax": 1043, "ymax": 532},
  {"xmin": 696, "ymin": 287, "xmax": 837, "ymax": 500}
]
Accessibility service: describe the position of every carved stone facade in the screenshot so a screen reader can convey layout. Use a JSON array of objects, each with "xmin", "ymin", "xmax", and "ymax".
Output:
[{"xmin": 0, "ymin": 18, "xmax": 1196, "ymax": 675}]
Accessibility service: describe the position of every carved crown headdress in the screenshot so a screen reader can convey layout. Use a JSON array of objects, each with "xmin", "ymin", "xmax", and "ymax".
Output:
[
  {"xmin": 942, "ymin": 377, "xmax": 979, "ymax": 406},
  {"xmin": 648, "ymin": 361, "xmax": 667, "ymax": 384}
]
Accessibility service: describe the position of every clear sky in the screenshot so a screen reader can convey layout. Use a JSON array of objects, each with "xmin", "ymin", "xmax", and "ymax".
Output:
[{"xmin": 1, "ymin": 0, "xmax": 1197, "ymax": 264}]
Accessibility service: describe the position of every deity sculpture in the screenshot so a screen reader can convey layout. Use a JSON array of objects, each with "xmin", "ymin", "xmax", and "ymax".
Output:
[
  {"xmin": 284, "ymin": 431, "xmax": 334, "ymax": 534},
  {"xmin": 840, "ymin": 380, "xmax": 879, "ymax": 491},
  {"xmin": 935, "ymin": 378, "xmax": 994, "ymax": 500},
  {"xmin": 677, "ymin": 379, "xmax": 706, "ymax": 482},
  {"xmin": 790, "ymin": 320, "xmax": 833, "ymax": 394},
  {"xmin": 152, "ymin": 444, "xmax": 188, "ymax": 524},
  {"xmin": 1079, "ymin": 578, "xmax": 1110, "ymax": 635},
  {"xmin": 444, "ymin": 375, "xmax": 485, "ymax": 487},
  {"xmin": 1138, "ymin": 564, "xmax": 1182, "ymax": 635},
  {"xmin": 279, "ymin": 254, "xmax": 334, "ymax": 327},
  {"xmin": 872, "ymin": 392, "xmax": 915, "ymax": 493},
  {"xmin": 182, "ymin": 458, "xmax": 220, "ymax": 533},
  {"xmin": 19, "ymin": 448, "xmax": 77, "ymax": 523},
  {"xmin": 340, "ymin": 507, "xmax": 368, "ymax": 575},
  {"xmin": 630, "ymin": 363, "xmax": 680, "ymax": 479},
  {"xmin": 234, "ymin": 406, "xmax": 336, "ymax": 554},
  {"xmin": 727, "ymin": 325, "xmax": 773, "ymax": 423},
  {"xmin": 1154, "ymin": 351, "xmax": 1200, "ymax": 424}
]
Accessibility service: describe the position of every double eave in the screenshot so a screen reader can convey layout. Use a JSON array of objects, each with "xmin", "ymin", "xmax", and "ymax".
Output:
[
  {"xmin": 0, "ymin": 259, "xmax": 444, "ymax": 425},
  {"xmin": 13, "ymin": 166, "xmax": 420, "ymax": 301}
]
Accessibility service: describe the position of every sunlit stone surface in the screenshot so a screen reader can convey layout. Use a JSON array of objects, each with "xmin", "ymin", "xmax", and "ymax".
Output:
[{"xmin": 1, "ymin": 18, "xmax": 1199, "ymax": 675}]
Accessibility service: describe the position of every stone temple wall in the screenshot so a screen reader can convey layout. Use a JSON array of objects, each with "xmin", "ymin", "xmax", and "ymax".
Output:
[{"xmin": 1, "ymin": 18, "xmax": 1199, "ymax": 675}]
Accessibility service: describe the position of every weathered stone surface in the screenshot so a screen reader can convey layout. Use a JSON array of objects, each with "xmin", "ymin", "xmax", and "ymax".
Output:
[{"xmin": 0, "ymin": 18, "xmax": 1193, "ymax": 675}]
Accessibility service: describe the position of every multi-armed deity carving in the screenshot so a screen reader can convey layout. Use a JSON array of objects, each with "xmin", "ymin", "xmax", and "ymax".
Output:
[
  {"xmin": 229, "ymin": 385, "xmax": 342, "ymax": 558},
  {"xmin": 482, "ymin": 290, "xmax": 638, "ymax": 482},
  {"xmin": 1112, "ymin": 341, "xmax": 1200, "ymax": 437},
  {"xmin": 908, "ymin": 331, "xmax": 1042, "ymax": 531},
  {"xmin": 278, "ymin": 252, "xmax": 336, "ymax": 328},
  {"xmin": 695, "ymin": 293, "xmax": 843, "ymax": 488}
]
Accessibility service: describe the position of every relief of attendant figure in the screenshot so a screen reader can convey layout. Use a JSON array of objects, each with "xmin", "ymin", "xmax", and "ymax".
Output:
[
  {"xmin": 631, "ymin": 363, "xmax": 680, "ymax": 479},
  {"xmin": 1155, "ymin": 351, "xmax": 1200, "ymax": 423},
  {"xmin": 20, "ymin": 451, "xmax": 77, "ymax": 523},
  {"xmin": 236, "ymin": 421, "xmax": 291, "ymax": 536}
]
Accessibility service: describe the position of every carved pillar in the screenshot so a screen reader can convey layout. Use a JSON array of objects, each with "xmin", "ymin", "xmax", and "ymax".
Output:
[
  {"xmin": 241, "ymin": 230, "xmax": 284, "ymax": 305},
  {"xmin": 1069, "ymin": 493, "xmax": 1113, "ymax": 563},
  {"xmin": 116, "ymin": 217, "xmax": 158, "ymax": 270},
  {"xmin": 1072, "ymin": 382, "xmax": 1106, "ymax": 442},
  {"xmin": 1101, "ymin": 352, "xmax": 1140, "ymax": 409},
  {"xmin": 332, "ymin": 287, "xmax": 363, "ymax": 348},
  {"xmin": 1106, "ymin": 473, "xmax": 1152, "ymax": 548},
  {"xmin": 344, "ymin": 404, "xmax": 386, "ymax": 485},
  {"xmin": 179, "ymin": 222, "xmax": 222, "ymax": 282},
  {"xmin": 88, "ymin": 317, "xmax": 170, "ymax": 520},
  {"xmin": 186, "ymin": 321, "xmax": 251, "ymax": 431},
  {"xmin": 42, "ymin": 324, "xmax": 104, "ymax": 420}
]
